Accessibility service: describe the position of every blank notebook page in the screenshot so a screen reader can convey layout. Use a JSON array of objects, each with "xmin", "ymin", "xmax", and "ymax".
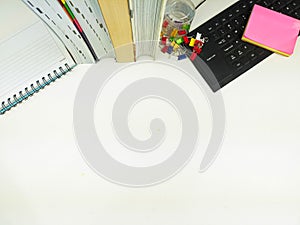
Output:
[
  {"xmin": 242, "ymin": 4, "xmax": 300, "ymax": 56},
  {"xmin": 0, "ymin": 21, "xmax": 75, "ymax": 100}
]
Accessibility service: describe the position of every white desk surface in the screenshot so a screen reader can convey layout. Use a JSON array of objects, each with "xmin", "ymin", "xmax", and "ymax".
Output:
[{"xmin": 1, "ymin": 0, "xmax": 300, "ymax": 224}]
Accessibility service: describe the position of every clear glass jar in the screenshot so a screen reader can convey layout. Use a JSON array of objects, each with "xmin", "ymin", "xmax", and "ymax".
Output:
[
  {"xmin": 162, "ymin": 0, "xmax": 195, "ymax": 37},
  {"xmin": 165, "ymin": 0, "xmax": 195, "ymax": 24}
]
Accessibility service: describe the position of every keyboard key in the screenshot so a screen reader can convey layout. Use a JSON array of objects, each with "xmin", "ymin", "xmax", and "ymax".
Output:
[
  {"xmin": 293, "ymin": 9, "xmax": 300, "ymax": 19},
  {"xmin": 240, "ymin": 56, "xmax": 250, "ymax": 65},
  {"xmin": 248, "ymin": 0, "xmax": 256, "ymax": 6},
  {"xmin": 233, "ymin": 3, "xmax": 243, "ymax": 14},
  {"xmin": 210, "ymin": 32, "xmax": 220, "ymax": 40},
  {"xmin": 225, "ymin": 33, "xmax": 233, "ymax": 41},
  {"xmin": 227, "ymin": 53, "xmax": 238, "ymax": 62},
  {"xmin": 281, "ymin": 5, "xmax": 294, "ymax": 14},
  {"xmin": 217, "ymin": 28, "xmax": 226, "ymax": 35},
  {"xmin": 214, "ymin": 20, "xmax": 221, "ymax": 27},
  {"xmin": 224, "ymin": 22, "xmax": 234, "ymax": 31},
  {"xmin": 241, "ymin": 44, "xmax": 253, "ymax": 52},
  {"xmin": 222, "ymin": 43, "xmax": 234, "ymax": 53},
  {"xmin": 235, "ymin": 48, "xmax": 245, "ymax": 56},
  {"xmin": 221, "ymin": 17, "xmax": 227, "ymax": 23},
  {"xmin": 259, "ymin": 0, "xmax": 273, "ymax": 7},
  {"xmin": 241, "ymin": 2, "xmax": 248, "ymax": 9},
  {"xmin": 255, "ymin": 47, "xmax": 267, "ymax": 55},
  {"xmin": 247, "ymin": 51, "xmax": 258, "ymax": 60},
  {"xmin": 217, "ymin": 38, "xmax": 227, "ymax": 45},
  {"xmin": 232, "ymin": 61, "xmax": 243, "ymax": 69},
  {"xmin": 233, "ymin": 16, "xmax": 244, "ymax": 26},
  {"xmin": 269, "ymin": 5, "xmax": 276, "ymax": 10},
  {"xmin": 272, "ymin": 0, "xmax": 285, "ymax": 10},
  {"xmin": 205, "ymin": 53, "xmax": 217, "ymax": 62},
  {"xmin": 290, "ymin": 1, "xmax": 300, "ymax": 8},
  {"xmin": 232, "ymin": 29, "xmax": 240, "ymax": 35},
  {"xmin": 207, "ymin": 26, "xmax": 213, "ymax": 32},
  {"xmin": 241, "ymin": 14, "xmax": 247, "ymax": 21},
  {"xmin": 228, "ymin": 12, "xmax": 234, "ymax": 19},
  {"xmin": 233, "ymin": 39, "xmax": 242, "ymax": 46}
]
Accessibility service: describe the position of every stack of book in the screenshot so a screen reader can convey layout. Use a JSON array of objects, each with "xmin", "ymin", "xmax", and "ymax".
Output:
[{"xmin": 24, "ymin": 0, "xmax": 167, "ymax": 63}]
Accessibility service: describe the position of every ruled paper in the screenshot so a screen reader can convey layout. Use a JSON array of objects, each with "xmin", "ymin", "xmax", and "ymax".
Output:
[{"xmin": 0, "ymin": 21, "xmax": 75, "ymax": 100}]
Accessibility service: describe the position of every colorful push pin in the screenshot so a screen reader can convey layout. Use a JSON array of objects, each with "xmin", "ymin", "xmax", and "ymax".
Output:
[
  {"xmin": 190, "ymin": 52, "xmax": 197, "ymax": 61},
  {"xmin": 182, "ymin": 24, "xmax": 190, "ymax": 31},
  {"xmin": 169, "ymin": 37, "xmax": 174, "ymax": 42},
  {"xmin": 170, "ymin": 28, "xmax": 178, "ymax": 37},
  {"xmin": 194, "ymin": 40, "xmax": 203, "ymax": 48},
  {"xmin": 193, "ymin": 45, "xmax": 199, "ymax": 53},
  {"xmin": 178, "ymin": 54, "xmax": 187, "ymax": 60},
  {"xmin": 161, "ymin": 46, "xmax": 168, "ymax": 53},
  {"xmin": 178, "ymin": 30, "xmax": 187, "ymax": 36},
  {"xmin": 161, "ymin": 36, "xmax": 167, "ymax": 45},
  {"xmin": 189, "ymin": 38, "xmax": 196, "ymax": 47},
  {"xmin": 167, "ymin": 46, "xmax": 174, "ymax": 54},
  {"xmin": 170, "ymin": 41, "xmax": 176, "ymax": 47},
  {"xmin": 195, "ymin": 39, "xmax": 204, "ymax": 49},
  {"xmin": 162, "ymin": 20, "xmax": 169, "ymax": 28},
  {"xmin": 193, "ymin": 46, "xmax": 202, "ymax": 54},
  {"xmin": 196, "ymin": 32, "xmax": 202, "ymax": 40},
  {"xmin": 183, "ymin": 36, "xmax": 189, "ymax": 44},
  {"xmin": 173, "ymin": 43, "xmax": 180, "ymax": 51},
  {"xmin": 176, "ymin": 37, "xmax": 184, "ymax": 44}
]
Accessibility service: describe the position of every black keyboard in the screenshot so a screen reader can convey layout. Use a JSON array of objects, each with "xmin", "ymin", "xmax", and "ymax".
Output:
[{"xmin": 188, "ymin": 0, "xmax": 300, "ymax": 92}]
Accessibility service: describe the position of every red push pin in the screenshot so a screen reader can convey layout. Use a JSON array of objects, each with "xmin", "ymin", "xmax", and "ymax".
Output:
[
  {"xmin": 178, "ymin": 30, "xmax": 187, "ymax": 36},
  {"xmin": 190, "ymin": 52, "xmax": 197, "ymax": 61},
  {"xmin": 183, "ymin": 36, "xmax": 189, "ymax": 44},
  {"xmin": 161, "ymin": 36, "xmax": 167, "ymax": 45},
  {"xmin": 161, "ymin": 46, "xmax": 168, "ymax": 53},
  {"xmin": 162, "ymin": 20, "xmax": 169, "ymax": 28}
]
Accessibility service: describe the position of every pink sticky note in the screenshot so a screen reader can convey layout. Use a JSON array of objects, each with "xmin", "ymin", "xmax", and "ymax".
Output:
[{"xmin": 242, "ymin": 4, "xmax": 300, "ymax": 56}]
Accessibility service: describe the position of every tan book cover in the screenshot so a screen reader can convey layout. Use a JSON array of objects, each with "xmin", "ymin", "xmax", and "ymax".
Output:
[{"xmin": 98, "ymin": 0, "xmax": 135, "ymax": 62}]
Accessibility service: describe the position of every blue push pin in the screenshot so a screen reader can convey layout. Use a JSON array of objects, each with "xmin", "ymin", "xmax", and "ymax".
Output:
[
  {"xmin": 178, "ymin": 54, "xmax": 187, "ymax": 60},
  {"xmin": 167, "ymin": 46, "xmax": 174, "ymax": 54}
]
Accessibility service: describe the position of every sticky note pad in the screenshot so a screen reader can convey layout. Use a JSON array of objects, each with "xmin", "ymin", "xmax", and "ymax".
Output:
[{"xmin": 242, "ymin": 4, "xmax": 300, "ymax": 57}]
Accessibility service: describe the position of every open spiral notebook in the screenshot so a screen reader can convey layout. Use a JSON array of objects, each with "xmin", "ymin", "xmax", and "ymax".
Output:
[
  {"xmin": 0, "ymin": 0, "xmax": 112, "ymax": 115},
  {"xmin": 0, "ymin": 20, "xmax": 76, "ymax": 115},
  {"xmin": 0, "ymin": 0, "xmax": 79, "ymax": 115}
]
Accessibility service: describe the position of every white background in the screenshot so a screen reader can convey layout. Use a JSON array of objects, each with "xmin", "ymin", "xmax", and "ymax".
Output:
[{"xmin": 0, "ymin": 0, "xmax": 300, "ymax": 224}]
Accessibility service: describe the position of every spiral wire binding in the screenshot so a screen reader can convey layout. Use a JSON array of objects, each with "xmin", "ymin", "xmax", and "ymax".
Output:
[{"xmin": 0, "ymin": 63, "xmax": 74, "ymax": 115}]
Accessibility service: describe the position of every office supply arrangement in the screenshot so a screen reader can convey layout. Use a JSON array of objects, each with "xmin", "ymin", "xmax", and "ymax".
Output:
[
  {"xmin": 187, "ymin": 0, "xmax": 300, "ymax": 92},
  {"xmin": 1, "ymin": 0, "xmax": 300, "ymax": 115},
  {"xmin": 0, "ymin": 0, "xmax": 168, "ymax": 114}
]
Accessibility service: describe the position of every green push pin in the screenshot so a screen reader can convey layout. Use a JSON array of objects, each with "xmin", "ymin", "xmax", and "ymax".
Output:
[
  {"xmin": 182, "ymin": 24, "xmax": 190, "ymax": 31},
  {"xmin": 176, "ymin": 37, "xmax": 184, "ymax": 44}
]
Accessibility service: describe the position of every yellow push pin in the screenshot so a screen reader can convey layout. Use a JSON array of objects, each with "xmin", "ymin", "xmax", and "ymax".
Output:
[{"xmin": 189, "ymin": 38, "xmax": 196, "ymax": 47}]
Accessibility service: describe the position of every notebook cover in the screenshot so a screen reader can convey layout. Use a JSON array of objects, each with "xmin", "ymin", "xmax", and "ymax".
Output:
[{"xmin": 242, "ymin": 4, "xmax": 300, "ymax": 56}]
